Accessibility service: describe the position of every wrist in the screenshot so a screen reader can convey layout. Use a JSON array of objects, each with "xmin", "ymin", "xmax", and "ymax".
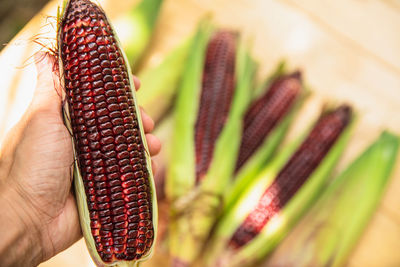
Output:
[{"xmin": 0, "ymin": 181, "xmax": 44, "ymax": 266}]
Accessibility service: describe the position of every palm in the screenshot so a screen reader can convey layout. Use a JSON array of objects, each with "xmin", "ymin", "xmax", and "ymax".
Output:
[{"xmin": 9, "ymin": 105, "xmax": 80, "ymax": 257}]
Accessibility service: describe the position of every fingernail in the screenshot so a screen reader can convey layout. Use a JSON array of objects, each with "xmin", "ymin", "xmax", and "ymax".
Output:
[{"xmin": 133, "ymin": 75, "xmax": 141, "ymax": 90}]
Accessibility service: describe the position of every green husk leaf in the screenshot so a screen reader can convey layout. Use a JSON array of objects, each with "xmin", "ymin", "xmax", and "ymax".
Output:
[
  {"xmin": 151, "ymin": 114, "xmax": 175, "ymax": 201},
  {"xmin": 204, "ymin": 120, "xmax": 311, "ymax": 266},
  {"xmin": 166, "ymin": 24, "xmax": 257, "ymax": 265},
  {"xmin": 199, "ymin": 36, "xmax": 256, "ymax": 194},
  {"xmin": 136, "ymin": 37, "xmax": 192, "ymax": 123},
  {"xmin": 267, "ymin": 131, "xmax": 399, "ymax": 267},
  {"xmin": 166, "ymin": 21, "xmax": 215, "ymax": 264},
  {"xmin": 121, "ymin": 0, "xmax": 163, "ymax": 68},
  {"xmin": 222, "ymin": 108, "xmax": 297, "ymax": 214},
  {"xmin": 165, "ymin": 21, "xmax": 213, "ymax": 201},
  {"xmin": 205, "ymin": 108, "xmax": 354, "ymax": 267}
]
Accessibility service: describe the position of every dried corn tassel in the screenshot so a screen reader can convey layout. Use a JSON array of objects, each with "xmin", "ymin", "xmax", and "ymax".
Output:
[
  {"xmin": 166, "ymin": 22, "xmax": 256, "ymax": 266},
  {"xmin": 267, "ymin": 131, "xmax": 399, "ymax": 267},
  {"xmin": 205, "ymin": 105, "xmax": 353, "ymax": 267},
  {"xmin": 57, "ymin": 0, "xmax": 157, "ymax": 266}
]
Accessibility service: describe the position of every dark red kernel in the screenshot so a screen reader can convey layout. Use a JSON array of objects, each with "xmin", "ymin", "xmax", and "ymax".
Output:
[{"xmin": 60, "ymin": 0, "xmax": 153, "ymax": 262}]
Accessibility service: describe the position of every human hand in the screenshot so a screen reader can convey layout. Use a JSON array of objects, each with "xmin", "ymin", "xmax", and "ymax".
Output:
[{"xmin": 0, "ymin": 52, "xmax": 161, "ymax": 266}]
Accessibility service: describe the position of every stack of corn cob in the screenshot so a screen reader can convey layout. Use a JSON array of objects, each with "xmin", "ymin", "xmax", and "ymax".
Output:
[{"xmin": 26, "ymin": 0, "xmax": 400, "ymax": 266}]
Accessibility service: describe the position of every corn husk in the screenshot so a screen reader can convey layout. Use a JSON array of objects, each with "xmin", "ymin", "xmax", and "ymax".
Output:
[
  {"xmin": 267, "ymin": 131, "xmax": 399, "ymax": 267},
  {"xmin": 136, "ymin": 37, "xmax": 191, "ymax": 123},
  {"xmin": 205, "ymin": 107, "xmax": 354, "ymax": 267},
  {"xmin": 224, "ymin": 67, "xmax": 308, "ymax": 213},
  {"xmin": 121, "ymin": 0, "xmax": 163, "ymax": 68},
  {"xmin": 165, "ymin": 22, "xmax": 257, "ymax": 266},
  {"xmin": 57, "ymin": 1, "xmax": 158, "ymax": 266}
]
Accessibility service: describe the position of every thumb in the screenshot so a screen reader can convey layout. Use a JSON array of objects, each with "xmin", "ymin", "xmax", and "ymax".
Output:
[{"xmin": 32, "ymin": 51, "xmax": 62, "ymax": 113}]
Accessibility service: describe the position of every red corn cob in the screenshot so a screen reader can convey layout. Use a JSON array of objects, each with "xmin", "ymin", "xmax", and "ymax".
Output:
[
  {"xmin": 194, "ymin": 31, "xmax": 237, "ymax": 182},
  {"xmin": 229, "ymin": 105, "xmax": 352, "ymax": 249},
  {"xmin": 59, "ymin": 0, "xmax": 153, "ymax": 262},
  {"xmin": 235, "ymin": 71, "xmax": 302, "ymax": 172}
]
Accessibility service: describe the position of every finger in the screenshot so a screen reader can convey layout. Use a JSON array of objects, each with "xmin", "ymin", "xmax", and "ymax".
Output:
[
  {"xmin": 146, "ymin": 134, "xmax": 161, "ymax": 156},
  {"xmin": 132, "ymin": 75, "xmax": 141, "ymax": 91},
  {"xmin": 141, "ymin": 107, "xmax": 154, "ymax": 133},
  {"xmin": 34, "ymin": 52, "xmax": 60, "ymax": 95},
  {"xmin": 32, "ymin": 52, "xmax": 62, "ymax": 113}
]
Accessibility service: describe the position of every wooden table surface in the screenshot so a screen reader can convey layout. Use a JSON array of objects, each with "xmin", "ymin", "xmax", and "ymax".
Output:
[{"xmin": 0, "ymin": 0, "xmax": 399, "ymax": 266}]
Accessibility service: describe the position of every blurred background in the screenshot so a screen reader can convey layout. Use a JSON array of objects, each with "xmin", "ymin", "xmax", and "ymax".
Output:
[
  {"xmin": 0, "ymin": 0, "xmax": 399, "ymax": 266},
  {"xmin": 0, "ymin": 0, "xmax": 48, "ymax": 50}
]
